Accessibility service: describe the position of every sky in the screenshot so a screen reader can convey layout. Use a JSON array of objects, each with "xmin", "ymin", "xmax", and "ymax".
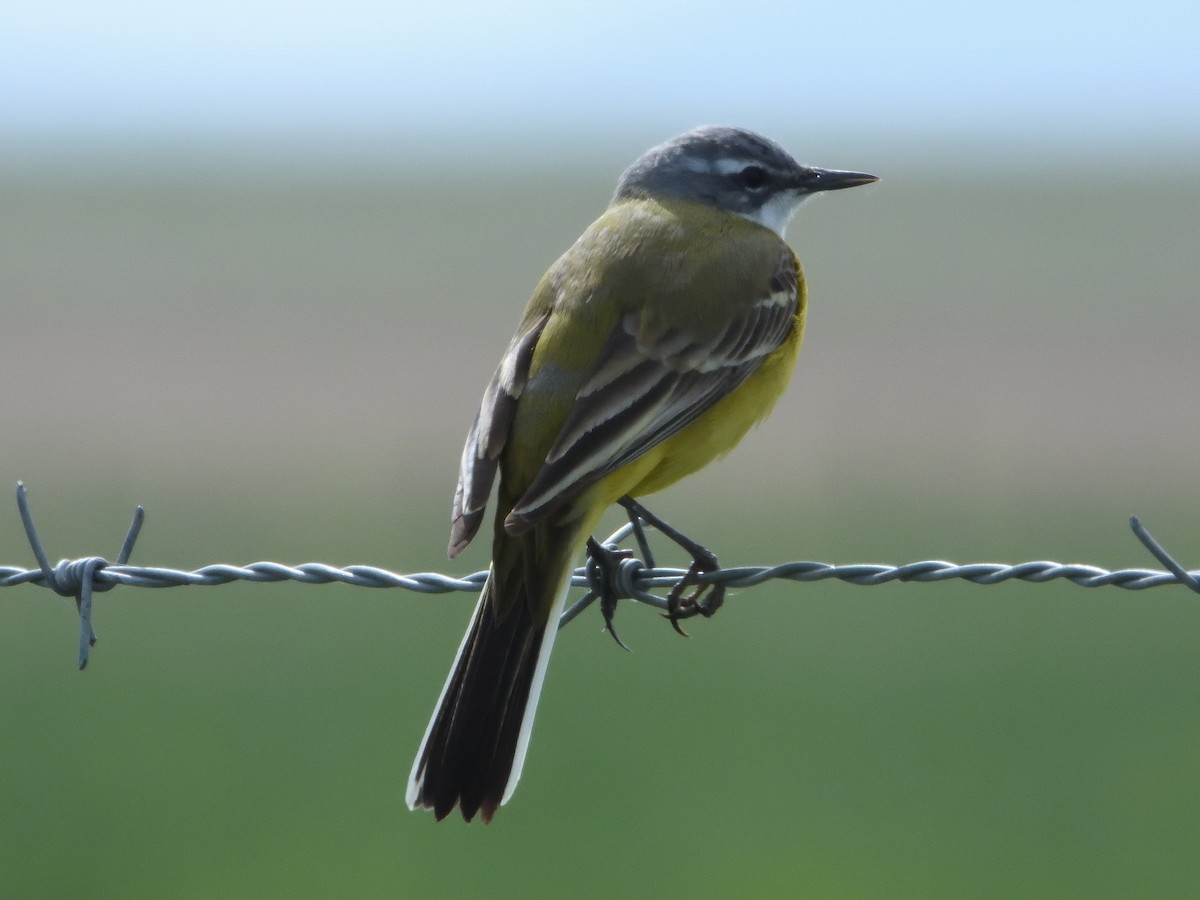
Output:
[{"xmin": 2, "ymin": 0, "xmax": 1199, "ymax": 169}]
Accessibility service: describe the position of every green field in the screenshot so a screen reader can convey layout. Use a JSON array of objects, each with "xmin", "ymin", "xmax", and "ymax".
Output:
[{"xmin": 2, "ymin": 160, "xmax": 1199, "ymax": 898}]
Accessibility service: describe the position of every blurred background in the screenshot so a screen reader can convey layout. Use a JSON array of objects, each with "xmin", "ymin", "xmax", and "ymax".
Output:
[{"xmin": 2, "ymin": 1, "xmax": 1199, "ymax": 897}]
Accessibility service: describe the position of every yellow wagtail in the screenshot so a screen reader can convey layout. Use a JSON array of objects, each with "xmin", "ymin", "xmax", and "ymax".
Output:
[{"xmin": 407, "ymin": 126, "xmax": 877, "ymax": 822}]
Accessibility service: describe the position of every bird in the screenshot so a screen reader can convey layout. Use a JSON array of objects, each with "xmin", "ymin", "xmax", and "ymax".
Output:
[{"xmin": 406, "ymin": 126, "xmax": 877, "ymax": 822}]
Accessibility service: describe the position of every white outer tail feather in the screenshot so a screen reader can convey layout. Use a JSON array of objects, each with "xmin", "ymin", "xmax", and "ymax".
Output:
[{"xmin": 405, "ymin": 568, "xmax": 570, "ymax": 812}]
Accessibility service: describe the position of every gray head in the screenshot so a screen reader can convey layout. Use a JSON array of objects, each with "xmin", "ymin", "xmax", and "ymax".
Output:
[{"xmin": 614, "ymin": 126, "xmax": 877, "ymax": 237}]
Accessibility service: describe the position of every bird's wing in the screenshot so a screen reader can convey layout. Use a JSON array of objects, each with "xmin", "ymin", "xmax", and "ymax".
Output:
[
  {"xmin": 504, "ymin": 250, "xmax": 799, "ymax": 532},
  {"xmin": 449, "ymin": 313, "xmax": 549, "ymax": 558}
]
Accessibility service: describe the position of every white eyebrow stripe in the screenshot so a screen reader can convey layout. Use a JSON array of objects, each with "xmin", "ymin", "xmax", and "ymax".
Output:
[{"xmin": 712, "ymin": 157, "xmax": 758, "ymax": 176}]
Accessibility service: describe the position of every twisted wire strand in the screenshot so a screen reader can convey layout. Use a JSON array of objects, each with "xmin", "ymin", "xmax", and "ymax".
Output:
[
  {"xmin": 4, "ymin": 483, "xmax": 1198, "ymax": 668},
  {"xmin": 2, "ymin": 556, "xmax": 1184, "ymax": 595}
]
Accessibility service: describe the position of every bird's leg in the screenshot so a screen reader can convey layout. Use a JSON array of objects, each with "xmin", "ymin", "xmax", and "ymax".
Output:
[
  {"xmin": 617, "ymin": 496, "xmax": 725, "ymax": 637},
  {"xmin": 585, "ymin": 536, "xmax": 633, "ymax": 651}
]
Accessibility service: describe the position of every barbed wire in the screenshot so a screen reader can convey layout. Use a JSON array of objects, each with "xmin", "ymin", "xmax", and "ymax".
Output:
[{"xmin": 3, "ymin": 482, "xmax": 1198, "ymax": 669}]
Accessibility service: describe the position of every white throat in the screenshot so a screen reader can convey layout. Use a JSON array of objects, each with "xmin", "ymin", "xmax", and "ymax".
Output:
[{"xmin": 740, "ymin": 191, "xmax": 809, "ymax": 238}]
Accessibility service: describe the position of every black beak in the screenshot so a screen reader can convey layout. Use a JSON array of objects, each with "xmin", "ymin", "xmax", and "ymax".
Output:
[{"xmin": 795, "ymin": 167, "xmax": 880, "ymax": 194}]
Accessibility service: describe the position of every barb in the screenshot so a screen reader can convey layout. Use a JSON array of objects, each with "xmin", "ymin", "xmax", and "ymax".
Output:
[
  {"xmin": 1129, "ymin": 516, "xmax": 1200, "ymax": 595},
  {"xmin": 3, "ymin": 484, "xmax": 1198, "ymax": 668},
  {"xmin": 12, "ymin": 482, "xmax": 145, "ymax": 668}
]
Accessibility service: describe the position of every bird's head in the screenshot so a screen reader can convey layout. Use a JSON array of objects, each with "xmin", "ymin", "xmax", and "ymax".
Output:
[{"xmin": 614, "ymin": 126, "xmax": 878, "ymax": 237}]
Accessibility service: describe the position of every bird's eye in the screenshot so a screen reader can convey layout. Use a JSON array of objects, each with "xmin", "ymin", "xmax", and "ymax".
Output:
[{"xmin": 739, "ymin": 165, "xmax": 768, "ymax": 190}]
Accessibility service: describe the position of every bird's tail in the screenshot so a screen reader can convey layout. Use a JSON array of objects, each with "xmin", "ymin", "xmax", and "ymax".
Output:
[{"xmin": 406, "ymin": 527, "xmax": 578, "ymax": 822}]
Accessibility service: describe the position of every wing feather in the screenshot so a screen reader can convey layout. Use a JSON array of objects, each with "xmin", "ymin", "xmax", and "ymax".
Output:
[{"xmin": 449, "ymin": 313, "xmax": 549, "ymax": 557}]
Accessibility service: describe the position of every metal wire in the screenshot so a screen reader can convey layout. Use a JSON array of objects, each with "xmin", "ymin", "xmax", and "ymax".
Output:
[{"xmin": 3, "ymin": 482, "xmax": 1197, "ymax": 669}]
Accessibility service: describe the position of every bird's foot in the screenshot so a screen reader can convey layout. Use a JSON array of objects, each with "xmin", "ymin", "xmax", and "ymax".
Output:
[
  {"xmin": 585, "ymin": 536, "xmax": 633, "ymax": 651},
  {"xmin": 616, "ymin": 495, "xmax": 724, "ymax": 638},
  {"xmin": 663, "ymin": 546, "xmax": 725, "ymax": 637}
]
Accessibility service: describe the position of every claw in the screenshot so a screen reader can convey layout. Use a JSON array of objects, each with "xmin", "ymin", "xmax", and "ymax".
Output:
[
  {"xmin": 662, "ymin": 549, "xmax": 724, "ymax": 637},
  {"xmin": 586, "ymin": 537, "xmax": 634, "ymax": 651}
]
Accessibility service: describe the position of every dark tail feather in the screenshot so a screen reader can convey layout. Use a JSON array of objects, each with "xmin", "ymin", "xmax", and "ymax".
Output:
[{"xmin": 406, "ymin": 559, "xmax": 567, "ymax": 823}]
